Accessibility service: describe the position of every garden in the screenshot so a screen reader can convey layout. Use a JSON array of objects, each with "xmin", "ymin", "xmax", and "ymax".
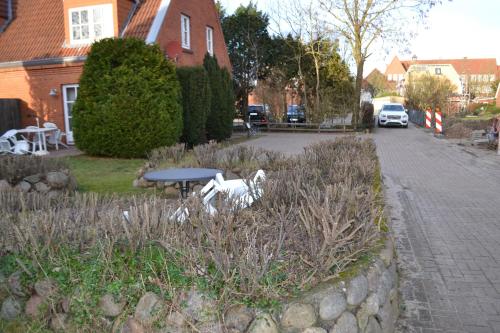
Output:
[
  {"xmin": 0, "ymin": 135, "xmax": 398, "ymax": 333},
  {"xmin": 0, "ymin": 35, "xmax": 397, "ymax": 332}
]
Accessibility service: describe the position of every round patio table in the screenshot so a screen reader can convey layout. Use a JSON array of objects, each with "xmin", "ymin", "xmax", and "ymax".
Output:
[{"xmin": 144, "ymin": 168, "xmax": 223, "ymax": 198}]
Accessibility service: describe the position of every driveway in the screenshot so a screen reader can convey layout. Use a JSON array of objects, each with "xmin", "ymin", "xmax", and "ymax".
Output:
[
  {"xmin": 375, "ymin": 125, "xmax": 500, "ymax": 333},
  {"xmin": 244, "ymin": 128, "xmax": 500, "ymax": 332}
]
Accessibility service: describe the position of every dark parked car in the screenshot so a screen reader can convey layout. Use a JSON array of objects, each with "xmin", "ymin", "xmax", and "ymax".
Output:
[
  {"xmin": 287, "ymin": 105, "xmax": 306, "ymax": 123},
  {"xmin": 248, "ymin": 105, "xmax": 269, "ymax": 126}
]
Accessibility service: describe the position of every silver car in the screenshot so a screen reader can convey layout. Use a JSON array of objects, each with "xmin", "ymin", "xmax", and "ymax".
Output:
[{"xmin": 378, "ymin": 103, "xmax": 408, "ymax": 128}]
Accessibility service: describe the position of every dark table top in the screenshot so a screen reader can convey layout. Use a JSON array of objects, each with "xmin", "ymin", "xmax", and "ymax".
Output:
[{"xmin": 143, "ymin": 168, "xmax": 223, "ymax": 182}]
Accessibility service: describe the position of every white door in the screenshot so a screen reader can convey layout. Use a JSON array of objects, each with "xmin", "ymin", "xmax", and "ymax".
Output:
[{"xmin": 62, "ymin": 84, "xmax": 79, "ymax": 144}]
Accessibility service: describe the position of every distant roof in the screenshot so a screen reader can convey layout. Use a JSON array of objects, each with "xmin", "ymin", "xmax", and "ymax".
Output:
[
  {"xmin": 400, "ymin": 58, "xmax": 498, "ymax": 75},
  {"xmin": 0, "ymin": 0, "xmax": 162, "ymax": 64}
]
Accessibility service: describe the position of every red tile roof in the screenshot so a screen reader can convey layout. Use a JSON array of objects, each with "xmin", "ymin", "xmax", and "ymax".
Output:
[
  {"xmin": 0, "ymin": 0, "xmax": 161, "ymax": 64},
  {"xmin": 124, "ymin": 0, "xmax": 161, "ymax": 39},
  {"xmin": 400, "ymin": 58, "xmax": 498, "ymax": 76}
]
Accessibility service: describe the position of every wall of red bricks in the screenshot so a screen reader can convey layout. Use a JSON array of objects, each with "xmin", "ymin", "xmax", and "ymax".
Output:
[
  {"xmin": 0, "ymin": 63, "xmax": 83, "ymax": 133},
  {"xmin": 157, "ymin": 0, "xmax": 231, "ymax": 70},
  {"xmin": 0, "ymin": 0, "xmax": 232, "ymax": 140}
]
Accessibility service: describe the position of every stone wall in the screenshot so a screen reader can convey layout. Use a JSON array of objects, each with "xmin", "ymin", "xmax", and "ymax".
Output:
[
  {"xmin": 0, "ymin": 170, "xmax": 76, "ymax": 198},
  {"xmin": 263, "ymin": 237, "xmax": 399, "ymax": 333},
  {"xmin": 0, "ymin": 237, "xmax": 397, "ymax": 333}
]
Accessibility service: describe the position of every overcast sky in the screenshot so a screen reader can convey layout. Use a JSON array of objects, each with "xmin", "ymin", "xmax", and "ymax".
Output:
[{"xmin": 219, "ymin": 0, "xmax": 500, "ymax": 76}]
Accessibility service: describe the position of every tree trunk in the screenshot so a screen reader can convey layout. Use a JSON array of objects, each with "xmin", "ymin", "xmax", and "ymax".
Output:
[
  {"xmin": 314, "ymin": 55, "xmax": 321, "ymax": 122},
  {"xmin": 242, "ymin": 89, "xmax": 249, "ymax": 121},
  {"xmin": 295, "ymin": 54, "xmax": 308, "ymax": 116},
  {"xmin": 353, "ymin": 59, "xmax": 365, "ymax": 129}
]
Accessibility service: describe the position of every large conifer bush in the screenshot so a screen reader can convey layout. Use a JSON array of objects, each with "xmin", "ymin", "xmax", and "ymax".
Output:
[
  {"xmin": 176, "ymin": 67, "xmax": 211, "ymax": 146},
  {"xmin": 72, "ymin": 38, "xmax": 182, "ymax": 158},
  {"xmin": 203, "ymin": 54, "xmax": 235, "ymax": 141}
]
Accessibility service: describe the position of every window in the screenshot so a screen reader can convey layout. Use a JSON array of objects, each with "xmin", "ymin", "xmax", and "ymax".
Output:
[
  {"xmin": 181, "ymin": 14, "xmax": 191, "ymax": 49},
  {"xmin": 63, "ymin": 85, "xmax": 79, "ymax": 143},
  {"xmin": 435, "ymin": 68, "xmax": 441, "ymax": 75},
  {"xmin": 490, "ymin": 75, "xmax": 495, "ymax": 82},
  {"xmin": 206, "ymin": 27, "xmax": 214, "ymax": 56},
  {"xmin": 69, "ymin": 4, "xmax": 113, "ymax": 45}
]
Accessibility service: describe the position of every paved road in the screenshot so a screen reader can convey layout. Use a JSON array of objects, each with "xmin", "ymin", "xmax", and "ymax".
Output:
[
  {"xmin": 244, "ymin": 129, "xmax": 500, "ymax": 332},
  {"xmin": 375, "ymin": 125, "xmax": 500, "ymax": 333}
]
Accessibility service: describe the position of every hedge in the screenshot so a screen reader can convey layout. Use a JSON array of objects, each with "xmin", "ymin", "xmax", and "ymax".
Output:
[
  {"xmin": 203, "ymin": 54, "xmax": 235, "ymax": 141},
  {"xmin": 72, "ymin": 38, "xmax": 183, "ymax": 158},
  {"xmin": 177, "ymin": 67, "xmax": 211, "ymax": 146}
]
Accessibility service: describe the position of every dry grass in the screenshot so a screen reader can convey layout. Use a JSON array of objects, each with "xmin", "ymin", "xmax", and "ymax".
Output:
[
  {"xmin": 0, "ymin": 137, "xmax": 380, "ymax": 307},
  {"xmin": 0, "ymin": 155, "xmax": 69, "ymax": 185}
]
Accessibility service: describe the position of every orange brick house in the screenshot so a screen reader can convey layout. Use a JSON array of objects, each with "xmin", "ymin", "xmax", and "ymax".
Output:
[
  {"xmin": 0, "ymin": 0, "xmax": 230, "ymax": 144},
  {"xmin": 385, "ymin": 56, "xmax": 499, "ymax": 96},
  {"xmin": 496, "ymin": 83, "xmax": 500, "ymax": 108}
]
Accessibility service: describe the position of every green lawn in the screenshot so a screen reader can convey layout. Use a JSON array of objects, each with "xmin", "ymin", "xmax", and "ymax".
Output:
[
  {"xmin": 63, "ymin": 155, "xmax": 147, "ymax": 194},
  {"xmin": 62, "ymin": 135, "xmax": 254, "ymax": 194}
]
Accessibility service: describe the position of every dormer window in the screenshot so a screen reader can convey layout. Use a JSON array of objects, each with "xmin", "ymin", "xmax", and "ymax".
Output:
[{"xmin": 69, "ymin": 4, "xmax": 113, "ymax": 45}]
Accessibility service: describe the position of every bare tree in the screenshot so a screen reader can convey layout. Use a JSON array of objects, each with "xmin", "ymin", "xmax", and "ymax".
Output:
[
  {"xmin": 318, "ymin": 0, "xmax": 447, "ymax": 127},
  {"xmin": 271, "ymin": 0, "xmax": 335, "ymax": 118}
]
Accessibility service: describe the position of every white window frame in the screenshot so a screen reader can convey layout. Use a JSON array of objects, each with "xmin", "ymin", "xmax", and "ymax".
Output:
[
  {"xmin": 69, "ymin": 4, "xmax": 113, "ymax": 46},
  {"xmin": 435, "ymin": 68, "xmax": 442, "ymax": 75},
  {"xmin": 206, "ymin": 26, "xmax": 214, "ymax": 56},
  {"xmin": 62, "ymin": 84, "xmax": 79, "ymax": 144},
  {"xmin": 181, "ymin": 14, "xmax": 191, "ymax": 49}
]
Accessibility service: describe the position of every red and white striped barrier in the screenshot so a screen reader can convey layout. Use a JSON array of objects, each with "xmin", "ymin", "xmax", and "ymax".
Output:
[
  {"xmin": 425, "ymin": 109, "xmax": 432, "ymax": 129},
  {"xmin": 435, "ymin": 111, "xmax": 443, "ymax": 134}
]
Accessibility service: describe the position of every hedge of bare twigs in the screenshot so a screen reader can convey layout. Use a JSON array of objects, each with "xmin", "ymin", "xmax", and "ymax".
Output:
[{"xmin": 0, "ymin": 137, "xmax": 381, "ymax": 301}]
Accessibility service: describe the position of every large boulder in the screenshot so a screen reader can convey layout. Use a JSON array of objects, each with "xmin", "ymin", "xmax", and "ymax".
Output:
[
  {"xmin": 1, "ymin": 297, "xmax": 22, "ymax": 320},
  {"xmin": 330, "ymin": 312, "xmax": 358, "ymax": 333},
  {"xmin": 120, "ymin": 317, "xmax": 145, "ymax": 333},
  {"xmin": 347, "ymin": 276, "xmax": 368, "ymax": 306},
  {"xmin": 224, "ymin": 304, "xmax": 254, "ymax": 332},
  {"xmin": 16, "ymin": 181, "xmax": 32, "ymax": 193},
  {"xmin": 34, "ymin": 278, "xmax": 58, "ymax": 298},
  {"xmin": 23, "ymin": 174, "xmax": 41, "ymax": 184},
  {"xmin": 248, "ymin": 313, "xmax": 279, "ymax": 333},
  {"xmin": 34, "ymin": 182, "xmax": 50, "ymax": 194},
  {"xmin": 183, "ymin": 289, "xmax": 217, "ymax": 323},
  {"xmin": 50, "ymin": 313, "xmax": 68, "ymax": 331},
  {"xmin": 319, "ymin": 292, "xmax": 347, "ymax": 321},
  {"xmin": 0, "ymin": 179, "xmax": 11, "ymax": 192},
  {"xmin": 25, "ymin": 295, "xmax": 48, "ymax": 319},
  {"xmin": 7, "ymin": 272, "xmax": 25, "ymax": 297},
  {"xmin": 99, "ymin": 294, "xmax": 126, "ymax": 317},
  {"xmin": 281, "ymin": 303, "xmax": 317, "ymax": 329},
  {"xmin": 46, "ymin": 172, "xmax": 69, "ymax": 189},
  {"xmin": 134, "ymin": 292, "xmax": 162, "ymax": 325}
]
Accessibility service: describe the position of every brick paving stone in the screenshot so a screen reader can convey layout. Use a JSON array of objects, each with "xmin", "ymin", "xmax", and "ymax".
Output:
[
  {"xmin": 244, "ymin": 129, "xmax": 500, "ymax": 332},
  {"xmin": 374, "ymin": 125, "xmax": 500, "ymax": 333}
]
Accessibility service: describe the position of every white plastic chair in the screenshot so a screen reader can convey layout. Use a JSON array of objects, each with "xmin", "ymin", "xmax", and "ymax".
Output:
[
  {"xmin": 214, "ymin": 170, "xmax": 266, "ymax": 208},
  {"xmin": 0, "ymin": 138, "xmax": 13, "ymax": 155},
  {"xmin": 43, "ymin": 122, "xmax": 68, "ymax": 150},
  {"xmin": 21, "ymin": 126, "xmax": 42, "ymax": 153},
  {"xmin": 1, "ymin": 130, "xmax": 30, "ymax": 155},
  {"xmin": 1, "ymin": 129, "xmax": 18, "ymax": 145},
  {"xmin": 170, "ymin": 170, "xmax": 266, "ymax": 223},
  {"xmin": 13, "ymin": 141, "xmax": 31, "ymax": 155}
]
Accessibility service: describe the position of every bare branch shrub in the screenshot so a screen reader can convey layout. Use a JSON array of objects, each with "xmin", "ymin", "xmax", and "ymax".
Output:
[
  {"xmin": 0, "ymin": 137, "xmax": 380, "ymax": 304},
  {"xmin": 148, "ymin": 143, "xmax": 186, "ymax": 167},
  {"xmin": 0, "ymin": 155, "xmax": 69, "ymax": 184}
]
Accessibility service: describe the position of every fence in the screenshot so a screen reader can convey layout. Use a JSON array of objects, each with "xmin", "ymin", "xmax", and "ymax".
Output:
[
  {"xmin": 408, "ymin": 109, "xmax": 425, "ymax": 127},
  {"xmin": 0, "ymin": 99, "xmax": 21, "ymax": 134}
]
